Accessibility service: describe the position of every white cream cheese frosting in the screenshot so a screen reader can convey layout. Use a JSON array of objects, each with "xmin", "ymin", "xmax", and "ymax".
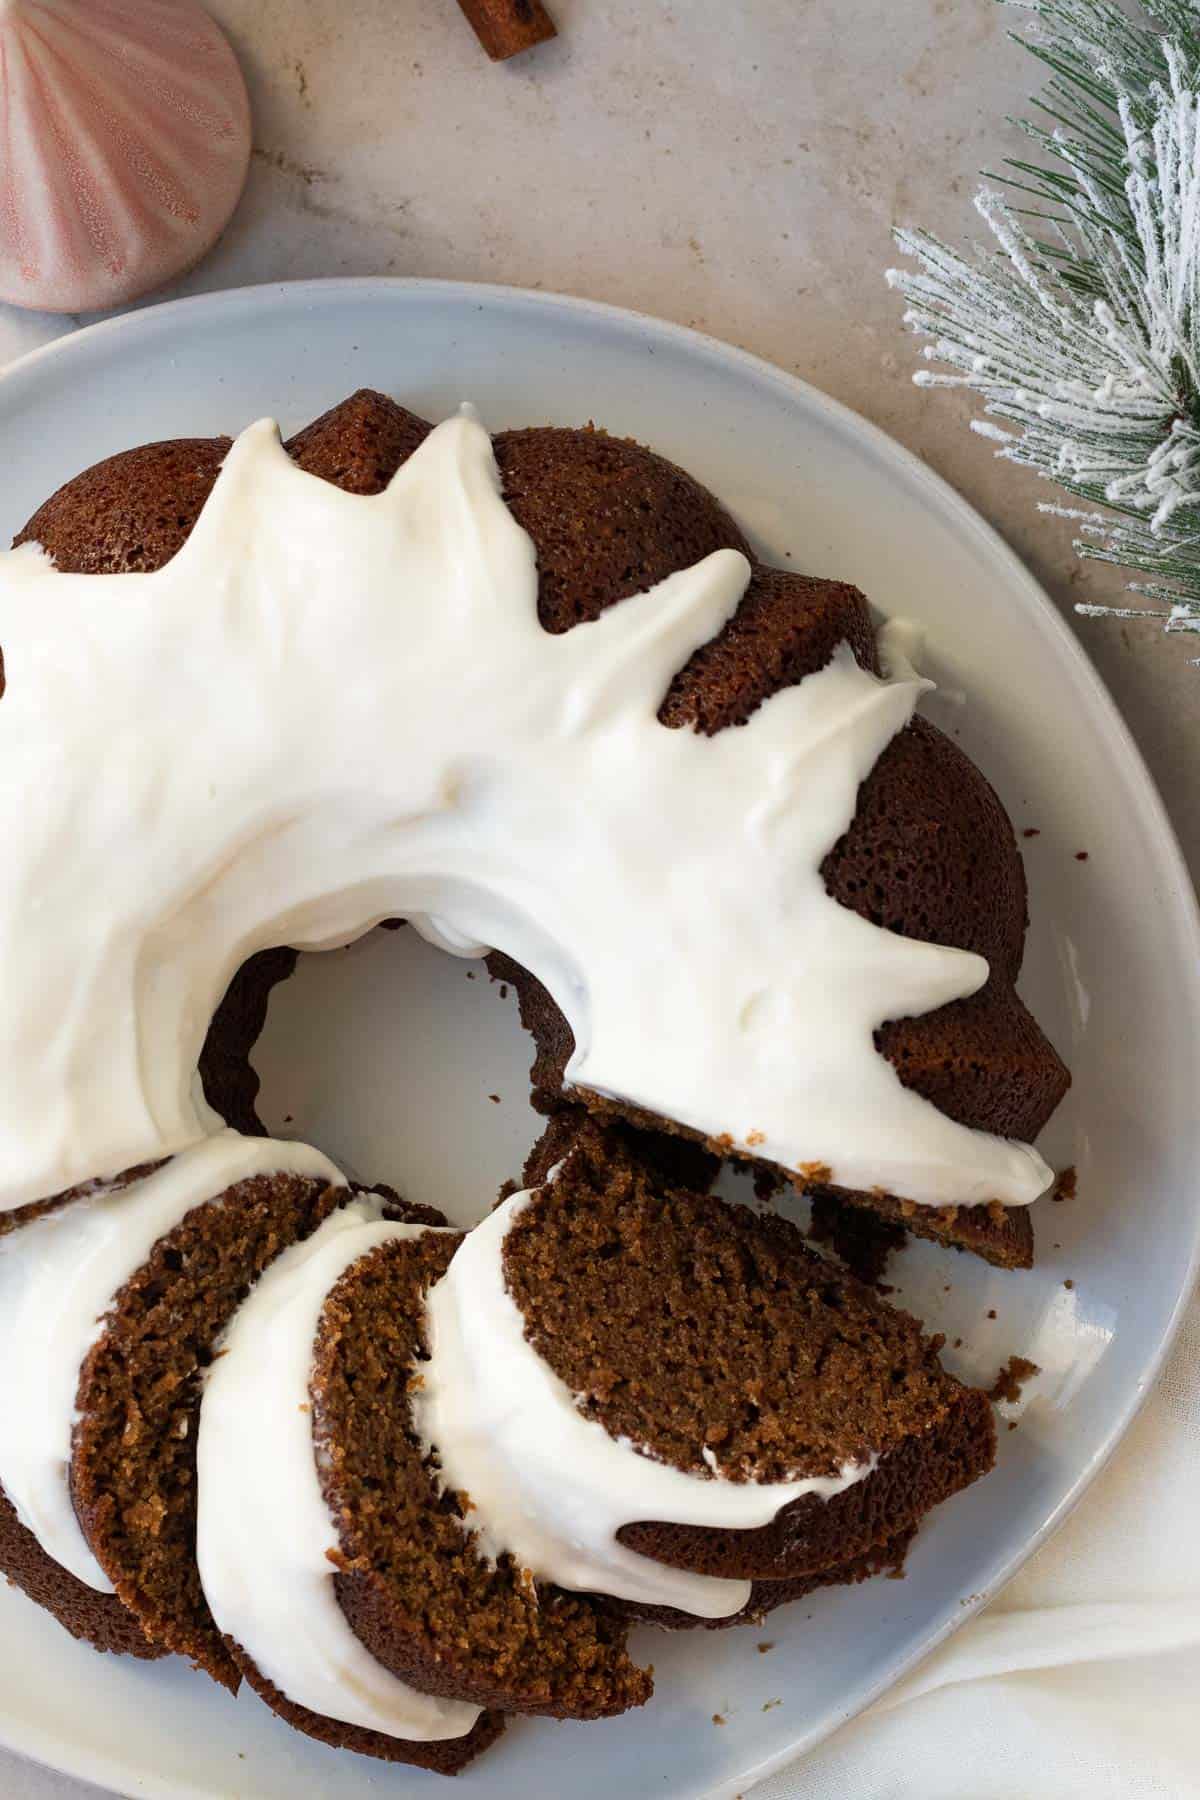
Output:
[
  {"xmin": 195, "ymin": 1200, "xmax": 480, "ymax": 1744},
  {"xmin": 0, "ymin": 406, "xmax": 1051, "ymax": 1211},
  {"xmin": 414, "ymin": 1190, "xmax": 875, "ymax": 1621},
  {"xmin": 0, "ymin": 1131, "xmax": 343, "ymax": 1591}
]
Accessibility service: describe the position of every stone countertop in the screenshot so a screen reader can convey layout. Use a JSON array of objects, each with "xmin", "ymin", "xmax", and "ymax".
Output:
[{"xmin": 0, "ymin": 1, "xmax": 1194, "ymax": 1795}]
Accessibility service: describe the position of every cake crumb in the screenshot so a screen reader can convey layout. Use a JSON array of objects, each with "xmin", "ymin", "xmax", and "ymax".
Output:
[
  {"xmin": 757, "ymin": 1641, "xmax": 774, "ymax": 1654},
  {"xmin": 466, "ymin": 970, "xmax": 475, "ymax": 979},
  {"xmin": 762, "ymin": 1698, "xmax": 782, "ymax": 1712},
  {"xmin": 1075, "ymin": 850, "xmax": 1089, "ymax": 861},
  {"xmin": 745, "ymin": 1129, "xmax": 766, "ymax": 1147},
  {"xmin": 712, "ymin": 1713, "xmax": 726, "ymax": 1727},
  {"xmin": 953, "ymin": 1337, "xmax": 963, "ymax": 1349},
  {"xmin": 1064, "ymin": 1278, "xmax": 1075, "ymax": 1290},
  {"xmin": 489, "ymin": 1093, "xmax": 501, "ymax": 1104},
  {"xmin": 1022, "ymin": 827, "xmax": 1040, "ymax": 838},
  {"xmin": 1052, "ymin": 1165, "xmax": 1077, "ymax": 1203},
  {"xmin": 1007, "ymin": 1420, "xmax": 1018, "ymax": 1431},
  {"xmin": 796, "ymin": 1160, "xmax": 832, "ymax": 1184},
  {"xmin": 988, "ymin": 1354, "xmax": 1039, "ymax": 1405},
  {"xmin": 987, "ymin": 1309, "xmax": 997, "ymax": 1320}
]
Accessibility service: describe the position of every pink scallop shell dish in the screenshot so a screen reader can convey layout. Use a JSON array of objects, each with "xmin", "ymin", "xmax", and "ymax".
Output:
[{"xmin": 0, "ymin": 0, "xmax": 251, "ymax": 312}]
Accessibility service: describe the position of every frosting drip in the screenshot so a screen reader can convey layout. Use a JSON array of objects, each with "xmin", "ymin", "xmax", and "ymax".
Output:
[
  {"xmin": 195, "ymin": 1201, "xmax": 480, "ymax": 1744},
  {"xmin": 0, "ymin": 1132, "xmax": 342, "ymax": 1591},
  {"xmin": 0, "ymin": 408, "xmax": 1051, "ymax": 1210},
  {"xmin": 414, "ymin": 1191, "xmax": 875, "ymax": 1620}
]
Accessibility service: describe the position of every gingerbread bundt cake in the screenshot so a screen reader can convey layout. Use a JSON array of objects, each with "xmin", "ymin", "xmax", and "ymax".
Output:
[
  {"xmin": 0, "ymin": 385, "xmax": 1067, "ymax": 1776},
  {"xmin": 6, "ymin": 388, "xmax": 1067, "ymax": 1268}
]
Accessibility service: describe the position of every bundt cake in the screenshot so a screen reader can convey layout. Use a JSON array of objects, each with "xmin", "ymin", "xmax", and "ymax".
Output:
[
  {"xmin": 4, "ymin": 387, "xmax": 1067, "ymax": 1268},
  {"xmin": 0, "ymin": 384, "xmax": 1067, "ymax": 1778}
]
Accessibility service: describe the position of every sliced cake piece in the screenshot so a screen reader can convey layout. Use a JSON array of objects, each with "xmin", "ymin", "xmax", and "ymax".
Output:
[
  {"xmin": 17, "ymin": 388, "xmax": 1069, "ymax": 1269},
  {"xmin": 420, "ymin": 1115, "xmax": 994, "ymax": 1599},
  {"xmin": 0, "ymin": 1136, "xmax": 346, "ymax": 1666},
  {"xmin": 197, "ymin": 1205, "xmax": 506, "ymax": 1772},
  {"xmin": 70, "ymin": 1167, "xmax": 438, "ymax": 1692},
  {"xmin": 198, "ymin": 1204, "xmax": 651, "ymax": 1729}
]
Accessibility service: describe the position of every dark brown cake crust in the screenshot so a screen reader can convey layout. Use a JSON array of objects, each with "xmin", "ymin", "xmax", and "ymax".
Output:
[
  {"xmin": 0, "ymin": 1483, "xmax": 165, "ymax": 1660},
  {"xmin": 612, "ymin": 1528, "xmax": 914, "ymax": 1632},
  {"xmin": 807, "ymin": 1188, "xmax": 908, "ymax": 1287},
  {"xmin": 200, "ymin": 949, "xmax": 298, "ymax": 1137},
  {"xmin": 307, "ymin": 1232, "xmax": 652, "ymax": 1721},
  {"xmin": 0, "ymin": 1160, "xmax": 165, "ymax": 1243},
  {"xmin": 16, "ymin": 388, "xmax": 1069, "ymax": 1260},
  {"xmin": 516, "ymin": 1082, "xmax": 720, "ymax": 1195},
  {"xmin": 617, "ymin": 1391, "xmax": 993, "ymax": 1582},
  {"xmin": 230, "ymin": 1647, "xmax": 505, "ymax": 1774},
  {"xmin": 805, "ymin": 1177, "xmax": 1034, "ymax": 1271},
  {"xmin": 505, "ymin": 1117, "xmax": 995, "ymax": 1582}
]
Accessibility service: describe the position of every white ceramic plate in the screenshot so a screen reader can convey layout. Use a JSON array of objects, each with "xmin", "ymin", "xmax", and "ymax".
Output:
[{"xmin": 0, "ymin": 279, "xmax": 1196, "ymax": 1800}]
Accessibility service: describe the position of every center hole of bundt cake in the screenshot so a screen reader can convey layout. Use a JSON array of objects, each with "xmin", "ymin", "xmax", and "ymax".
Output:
[{"xmin": 244, "ymin": 925, "xmax": 545, "ymax": 1230}]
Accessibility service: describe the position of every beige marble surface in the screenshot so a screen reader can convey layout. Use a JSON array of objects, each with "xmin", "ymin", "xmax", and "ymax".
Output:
[{"xmin": 0, "ymin": 1, "xmax": 1194, "ymax": 1794}]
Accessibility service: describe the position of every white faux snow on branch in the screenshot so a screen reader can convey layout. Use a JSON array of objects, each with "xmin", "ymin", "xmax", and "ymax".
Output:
[{"xmin": 888, "ymin": 0, "xmax": 1200, "ymax": 640}]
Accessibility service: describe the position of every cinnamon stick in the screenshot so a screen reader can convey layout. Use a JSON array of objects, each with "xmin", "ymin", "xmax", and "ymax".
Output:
[{"xmin": 456, "ymin": 0, "xmax": 557, "ymax": 60}]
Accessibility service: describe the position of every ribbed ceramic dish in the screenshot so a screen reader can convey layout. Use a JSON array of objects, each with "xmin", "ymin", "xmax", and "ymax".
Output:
[{"xmin": 0, "ymin": 279, "xmax": 1196, "ymax": 1800}]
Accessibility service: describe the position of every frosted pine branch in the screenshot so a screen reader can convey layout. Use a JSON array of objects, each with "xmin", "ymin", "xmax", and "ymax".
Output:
[{"xmin": 887, "ymin": 0, "xmax": 1200, "ymax": 641}]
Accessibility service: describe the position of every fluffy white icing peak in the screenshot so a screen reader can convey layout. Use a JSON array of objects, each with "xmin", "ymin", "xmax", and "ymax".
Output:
[
  {"xmin": 0, "ymin": 406, "xmax": 1050, "ymax": 1211},
  {"xmin": 0, "ymin": 1132, "xmax": 343, "ymax": 1591},
  {"xmin": 414, "ymin": 1191, "xmax": 875, "ymax": 1621},
  {"xmin": 195, "ymin": 1200, "xmax": 480, "ymax": 1744}
]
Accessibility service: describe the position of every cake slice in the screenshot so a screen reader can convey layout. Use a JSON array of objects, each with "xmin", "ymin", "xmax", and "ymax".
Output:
[
  {"xmin": 199, "ymin": 1205, "xmax": 652, "ymax": 1726},
  {"xmin": 451, "ymin": 1114, "xmax": 998, "ymax": 1591},
  {"xmin": 0, "ymin": 1138, "xmax": 347, "ymax": 1667},
  {"xmin": 70, "ymin": 1171, "xmax": 419, "ymax": 1690}
]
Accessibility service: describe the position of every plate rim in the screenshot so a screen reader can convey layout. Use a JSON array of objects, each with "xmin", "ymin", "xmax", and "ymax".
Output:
[{"xmin": 1, "ymin": 273, "xmax": 1198, "ymax": 1800}]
